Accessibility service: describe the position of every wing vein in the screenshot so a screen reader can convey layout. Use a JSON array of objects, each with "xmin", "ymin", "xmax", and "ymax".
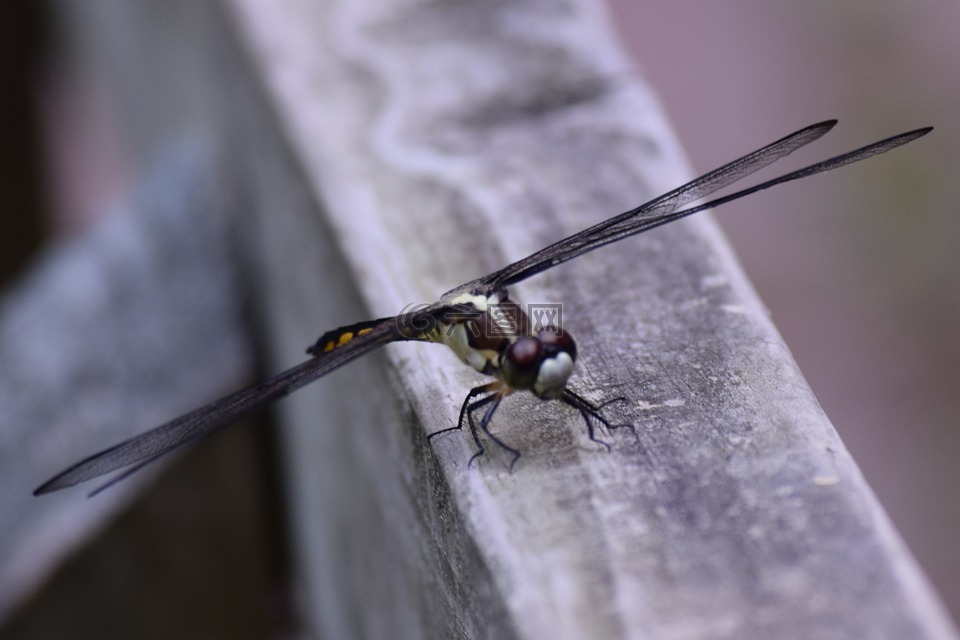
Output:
[{"xmin": 34, "ymin": 317, "xmax": 404, "ymax": 495}]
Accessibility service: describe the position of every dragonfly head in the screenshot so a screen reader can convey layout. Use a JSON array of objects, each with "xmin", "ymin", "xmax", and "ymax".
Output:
[{"xmin": 499, "ymin": 326, "xmax": 576, "ymax": 399}]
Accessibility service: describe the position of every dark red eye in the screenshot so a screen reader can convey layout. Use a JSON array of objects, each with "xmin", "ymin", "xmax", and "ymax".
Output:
[
  {"xmin": 501, "ymin": 337, "xmax": 542, "ymax": 389},
  {"xmin": 507, "ymin": 337, "xmax": 541, "ymax": 367},
  {"xmin": 538, "ymin": 325, "xmax": 576, "ymax": 362}
]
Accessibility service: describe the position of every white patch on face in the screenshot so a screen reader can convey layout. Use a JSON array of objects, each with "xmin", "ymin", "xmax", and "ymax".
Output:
[{"xmin": 533, "ymin": 352, "xmax": 574, "ymax": 399}]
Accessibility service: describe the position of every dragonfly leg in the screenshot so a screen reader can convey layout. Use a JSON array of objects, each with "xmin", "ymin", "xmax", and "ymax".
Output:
[
  {"xmin": 429, "ymin": 381, "xmax": 518, "ymax": 468},
  {"xmin": 561, "ymin": 389, "xmax": 635, "ymax": 450},
  {"xmin": 427, "ymin": 381, "xmax": 500, "ymax": 442},
  {"xmin": 466, "ymin": 388, "xmax": 520, "ymax": 470}
]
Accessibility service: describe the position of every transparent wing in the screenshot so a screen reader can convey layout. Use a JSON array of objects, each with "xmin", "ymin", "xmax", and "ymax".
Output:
[
  {"xmin": 449, "ymin": 122, "xmax": 931, "ymax": 293},
  {"xmin": 35, "ymin": 316, "xmax": 407, "ymax": 496}
]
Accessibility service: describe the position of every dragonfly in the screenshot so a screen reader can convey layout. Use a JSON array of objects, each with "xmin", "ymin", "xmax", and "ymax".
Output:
[{"xmin": 34, "ymin": 120, "xmax": 931, "ymax": 497}]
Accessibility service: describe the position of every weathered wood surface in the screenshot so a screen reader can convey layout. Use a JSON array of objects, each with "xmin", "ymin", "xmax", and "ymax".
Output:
[
  {"xmin": 0, "ymin": 146, "xmax": 256, "ymax": 628},
  {"xmin": 9, "ymin": 0, "xmax": 955, "ymax": 638}
]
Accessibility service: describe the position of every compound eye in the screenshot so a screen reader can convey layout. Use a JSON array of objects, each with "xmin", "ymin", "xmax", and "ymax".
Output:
[
  {"xmin": 507, "ymin": 336, "xmax": 541, "ymax": 368},
  {"xmin": 502, "ymin": 337, "xmax": 542, "ymax": 390},
  {"xmin": 538, "ymin": 325, "xmax": 576, "ymax": 362}
]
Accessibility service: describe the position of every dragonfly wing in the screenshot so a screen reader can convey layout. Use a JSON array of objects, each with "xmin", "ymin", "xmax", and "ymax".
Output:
[
  {"xmin": 451, "ymin": 122, "xmax": 930, "ymax": 292},
  {"xmin": 566, "ymin": 126, "xmax": 935, "ymax": 254},
  {"xmin": 447, "ymin": 120, "xmax": 839, "ymax": 295},
  {"xmin": 35, "ymin": 315, "xmax": 407, "ymax": 495}
]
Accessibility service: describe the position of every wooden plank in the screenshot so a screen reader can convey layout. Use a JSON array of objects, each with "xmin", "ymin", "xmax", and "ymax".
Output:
[
  {"xmin": 17, "ymin": 0, "xmax": 956, "ymax": 638},
  {"xmin": 219, "ymin": 2, "xmax": 953, "ymax": 638},
  {"xmin": 224, "ymin": 1, "xmax": 955, "ymax": 638}
]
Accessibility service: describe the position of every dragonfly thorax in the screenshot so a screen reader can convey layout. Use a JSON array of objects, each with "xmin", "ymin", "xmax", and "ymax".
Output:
[{"xmin": 439, "ymin": 289, "xmax": 577, "ymax": 397}]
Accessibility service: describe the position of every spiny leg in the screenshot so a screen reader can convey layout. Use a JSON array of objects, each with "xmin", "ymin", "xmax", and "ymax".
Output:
[
  {"xmin": 467, "ymin": 388, "xmax": 520, "ymax": 470},
  {"xmin": 462, "ymin": 391, "xmax": 498, "ymax": 459},
  {"xmin": 561, "ymin": 389, "xmax": 635, "ymax": 450},
  {"xmin": 428, "ymin": 381, "xmax": 502, "ymax": 442},
  {"xmin": 430, "ymin": 381, "xmax": 517, "ymax": 466}
]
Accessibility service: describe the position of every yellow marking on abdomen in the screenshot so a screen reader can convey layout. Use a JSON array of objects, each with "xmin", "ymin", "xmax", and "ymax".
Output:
[{"xmin": 322, "ymin": 326, "xmax": 376, "ymax": 352}]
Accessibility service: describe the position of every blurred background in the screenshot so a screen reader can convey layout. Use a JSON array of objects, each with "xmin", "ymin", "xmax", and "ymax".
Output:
[
  {"xmin": 1, "ymin": 0, "xmax": 956, "ymax": 632},
  {"xmin": 608, "ymin": 0, "xmax": 959, "ymax": 620}
]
